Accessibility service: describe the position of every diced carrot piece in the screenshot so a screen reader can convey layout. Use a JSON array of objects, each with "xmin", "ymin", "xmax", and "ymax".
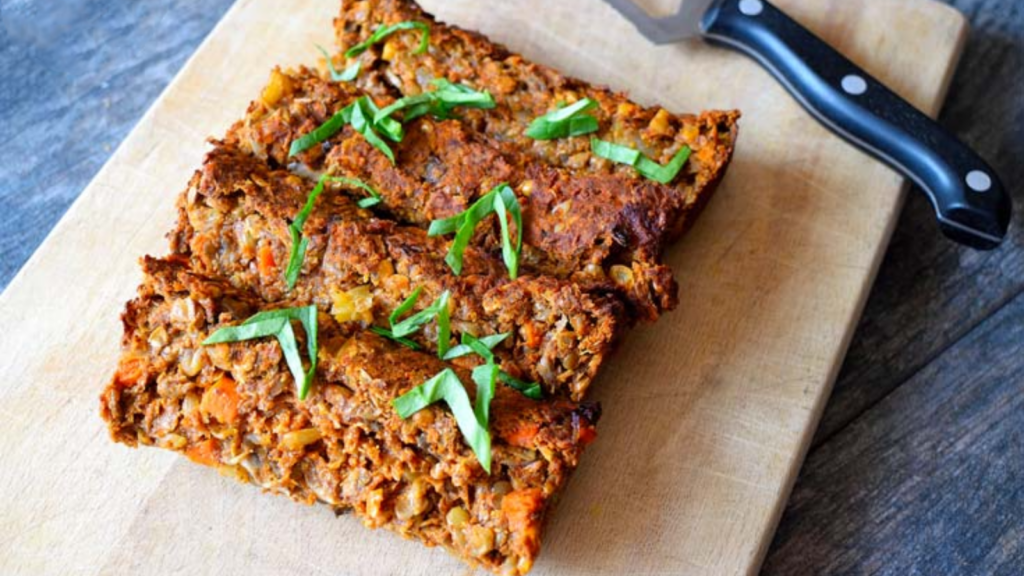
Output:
[
  {"xmin": 257, "ymin": 243, "xmax": 276, "ymax": 278},
  {"xmin": 200, "ymin": 375, "xmax": 240, "ymax": 424},
  {"xmin": 114, "ymin": 357, "xmax": 146, "ymax": 388},
  {"xmin": 577, "ymin": 424, "xmax": 598, "ymax": 446},
  {"xmin": 501, "ymin": 488, "xmax": 544, "ymax": 558},
  {"xmin": 504, "ymin": 421, "xmax": 540, "ymax": 448},
  {"xmin": 185, "ymin": 438, "xmax": 219, "ymax": 467}
]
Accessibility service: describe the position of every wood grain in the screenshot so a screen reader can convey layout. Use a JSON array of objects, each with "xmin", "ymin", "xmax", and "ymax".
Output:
[
  {"xmin": 765, "ymin": 289, "xmax": 1024, "ymax": 575},
  {"xmin": 0, "ymin": 0, "xmax": 974, "ymax": 575}
]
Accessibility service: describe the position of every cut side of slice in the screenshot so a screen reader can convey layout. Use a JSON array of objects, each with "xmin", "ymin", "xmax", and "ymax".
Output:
[{"xmin": 100, "ymin": 256, "xmax": 600, "ymax": 576}]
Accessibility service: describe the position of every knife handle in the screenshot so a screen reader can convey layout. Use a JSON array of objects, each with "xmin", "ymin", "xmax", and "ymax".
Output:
[{"xmin": 702, "ymin": 0, "xmax": 1011, "ymax": 249}]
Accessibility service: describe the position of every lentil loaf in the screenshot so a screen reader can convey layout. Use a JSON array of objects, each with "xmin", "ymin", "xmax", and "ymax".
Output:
[
  {"xmin": 101, "ymin": 0, "xmax": 741, "ymax": 572},
  {"xmin": 100, "ymin": 256, "xmax": 600, "ymax": 575},
  {"xmin": 171, "ymin": 143, "xmax": 622, "ymax": 400}
]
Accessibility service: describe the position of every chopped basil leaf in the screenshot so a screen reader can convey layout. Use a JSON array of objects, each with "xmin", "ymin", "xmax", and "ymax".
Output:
[
  {"xmin": 288, "ymin": 108, "xmax": 350, "ymax": 157},
  {"xmin": 316, "ymin": 44, "xmax": 360, "ymax": 82},
  {"xmin": 428, "ymin": 183, "xmax": 522, "ymax": 279},
  {"xmin": 393, "ymin": 368, "xmax": 491, "ymax": 472},
  {"xmin": 288, "ymin": 96, "xmax": 398, "ymax": 163},
  {"xmin": 374, "ymin": 78, "xmax": 495, "ymax": 125},
  {"xmin": 492, "ymin": 186, "xmax": 522, "ymax": 279},
  {"xmin": 498, "ymin": 371, "xmax": 544, "ymax": 399},
  {"xmin": 328, "ymin": 175, "xmax": 383, "ymax": 207},
  {"xmin": 389, "ymin": 289, "xmax": 452, "ymax": 358},
  {"xmin": 389, "ymin": 286, "xmax": 424, "ymax": 327},
  {"xmin": 349, "ymin": 97, "xmax": 395, "ymax": 163},
  {"xmin": 590, "ymin": 137, "xmax": 640, "ymax": 165},
  {"xmin": 285, "ymin": 175, "xmax": 382, "ymax": 289},
  {"xmin": 591, "ymin": 138, "xmax": 692, "ymax": 184},
  {"xmin": 472, "ymin": 362, "xmax": 498, "ymax": 425},
  {"xmin": 345, "ymin": 21, "xmax": 430, "ymax": 59},
  {"xmin": 202, "ymin": 305, "xmax": 319, "ymax": 400},
  {"xmin": 284, "ymin": 176, "xmax": 327, "ymax": 289},
  {"xmin": 370, "ymin": 326, "xmax": 421, "ymax": 350},
  {"xmin": 526, "ymin": 98, "xmax": 600, "ymax": 140},
  {"xmin": 635, "ymin": 146, "xmax": 692, "ymax": 184},
  {"xmin": 443, "ymin": 333, "xmax": 541, "ymax": 399},
  {"xmin": 443, "ymin": 332, "xmax": 510, "ymax": 360}
]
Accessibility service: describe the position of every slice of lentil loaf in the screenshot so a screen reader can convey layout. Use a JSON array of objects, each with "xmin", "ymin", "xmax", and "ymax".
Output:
[
  {"xmin": 227, "ymin": 66, "xmax": 709, "ymax": 320},
  {"xmin": 333, "ymin": 0, "xmax": 739, "ymax": 240},
  {"xmin": 171, "ymin": 143, "xmax": 623, "ymax": 400},
  {"xmin": 100, "ymin": 256, "xmax": 600, "ymax": 575}
]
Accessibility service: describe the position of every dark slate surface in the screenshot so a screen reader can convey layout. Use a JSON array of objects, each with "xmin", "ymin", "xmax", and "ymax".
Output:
[{"xmin": 1, "ymin": 0, "xmax": 1021, "ymax": 573}]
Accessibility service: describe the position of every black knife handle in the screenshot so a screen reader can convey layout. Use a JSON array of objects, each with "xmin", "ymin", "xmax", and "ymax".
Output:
[{"xmin": 702, "ymin": 0, "xmax": 1011, "ymax": 249}]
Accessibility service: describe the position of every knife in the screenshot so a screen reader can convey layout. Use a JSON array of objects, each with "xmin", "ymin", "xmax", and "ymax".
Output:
[{"xmin": 604, "ymin": 0, "xmax": 1011, "ymax": 249}]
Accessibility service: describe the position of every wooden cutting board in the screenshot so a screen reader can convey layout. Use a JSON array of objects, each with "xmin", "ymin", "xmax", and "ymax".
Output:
[{"xmin": 0, "ymin": 0, "xmax": 967, "ymax": 574}]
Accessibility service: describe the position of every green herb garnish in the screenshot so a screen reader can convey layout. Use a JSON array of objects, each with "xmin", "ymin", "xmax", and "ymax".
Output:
[
  {"xmin": 525, "ymin": 98, "xmax": 599, "ymax": 140},
  {"xmin": 444, "ymin": 332, "xmax": 543, "ymax": 399},
  {"xmin": 374, "ymin": 79, "xmax": 495, "ymax": 125},
  {"xmin": 635, "ymin": 147, "xmax": 692, "ymax": 184},
  {"xmin": 370, "ymin": 326, "xmax": 421, "ymax": 350},
  {"xmin": 590, "ymin": 137, "xmax": 692, "ymax": 184},
  {"xmin": 316, "ymin": 44, "xmax": 360, "ymax": 82},
  {"xmin": 389, "ymin": 286, "xmax": 424, "ymax": 326},
  {"xmin": 498, "ymin": 371, "xmax": 543, "ymax": 399},
  {"xmin": 288, "ymin": 96, "xmax": 398, "ymax": 163},
  {"xmin": 202, "ymin": 306, "xmax": 319, "ymax": 400},
  {"xmin": 345, "ymin": 21, "xmax": 430, "ymax": 59},
  {"xmin": 389, "ymin": 289, "xmax": 452, "ymax": 358},
  {"xmin": 428, "ymin": 183, "xmax": 522, "ymax": 279},
  {"xmin": 393, "ymin": 368, "xmax": 491, "ymax": 472},
  {"xmin": 285, "ymin": 175, "xmax": 382, "ymax": 289},
  {"xmin": 443, "ymin": 332, "xmax": 510, "ymax": 360},
  {"xmin": 590, "ymin": 137, "xmax": 640, "ymax": 165}
]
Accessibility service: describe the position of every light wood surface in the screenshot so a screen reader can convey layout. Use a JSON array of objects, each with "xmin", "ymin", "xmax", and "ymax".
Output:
[{"xmin": 0, "ymin": 0, "xmax": 967, "ymax": 574}]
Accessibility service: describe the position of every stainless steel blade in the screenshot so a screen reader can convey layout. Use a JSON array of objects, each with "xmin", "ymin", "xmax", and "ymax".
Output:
[{"xmin": 603, "ymin": 0, "xmax": 716, "ymax": 43}]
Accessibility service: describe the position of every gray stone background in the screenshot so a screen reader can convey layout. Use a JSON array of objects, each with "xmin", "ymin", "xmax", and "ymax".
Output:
[{"xmin": 1, "ymin": 1, "xmax": 1021, "ymax": 573}]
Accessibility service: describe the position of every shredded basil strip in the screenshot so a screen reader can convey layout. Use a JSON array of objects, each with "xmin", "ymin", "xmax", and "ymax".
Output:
[
  {"xmin": 370, "ymin": 326, "xmax": 421, "ymax": 350},
  {"xmin": 285, "ymin": 175, "xmax": 382, "ymax": 289},
  {"xmin": 284, "ymin": 176, "xmax": 326, "ymax": 289},
  {"xmin": 389, "ymin": 286, "xmax": 424, "ymax": 326},
  {"xmin": 492, "ymin": 187, "xmax": 522, "ymax": 279},
  {"xmin": 635, "ymin": 146, "xmax": 692, "ymax": 184},
  {"xmin": 525, "ymin": 98, "xmax": 600, "ymax": 140},
  {"xmin": 349, "ymin": 97, "xmax": 395, "ymax": 162},
  {"xmin": 443, "ymin": 332, "xmax": 509, "ymax": 360},
  {"xmin": 590, "ymin": 137, "xmax": 640, "ymax": 165},
  {"xmin": 393, "ymin": 368, "xmax": 491, "ymax": 472},
  {"xmin": 316, "ymin": 44, "xmax": 360, "ymax": 82},
  {"xmin": 428, "ymin": 183, "xmax": 522, "ymax": 279},
  {"xmin": 288, "ymin": 109, "xmax": 350, "ymax": 157},
  {"xmin": 288, "ymin": 96, "xmax": 398, "ymax": 163},
  {"xmin": 202, "ymin": 306, "xmax": 319, "ymax": 400},
  {"xmin": 328, "ymin": 175, "xmax": 383, "ymax": 208},
  {"xmin": 591, "ymin": 138, "xmax": 692, "ymax": 184},
  {"xmin": 447, "ymin": 333, "xmax": 542, "ymax": 399},
  {"xmin": 471, "ymin": 362, "xmax": 498, "ymax": 425},
  {"xmin": 498, "ymin": 371, "xmax": 544, "ymax": 399},
  {"xmin": 345, "ymin": 20, "xmax": 430, "ymax": 59},
  {"xmin": 389, "ymin": 289, "xmax": 452, "ymax": 358},
  {"xmin": 374, "ymin": 78, "xmax": 495, "ymax": 125}
]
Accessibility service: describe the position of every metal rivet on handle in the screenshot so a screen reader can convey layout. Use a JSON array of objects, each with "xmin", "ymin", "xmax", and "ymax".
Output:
[
  {"xmin": 738, "ymin": 0, "xmax": 764, "ymax": 16},
  {"xmin": 841, "ymin": 75, "xmax": 868, "ymax": 95},
  {"xmin": 966, "ymin": 170, "xmax": 993, "ymax": 192}
]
